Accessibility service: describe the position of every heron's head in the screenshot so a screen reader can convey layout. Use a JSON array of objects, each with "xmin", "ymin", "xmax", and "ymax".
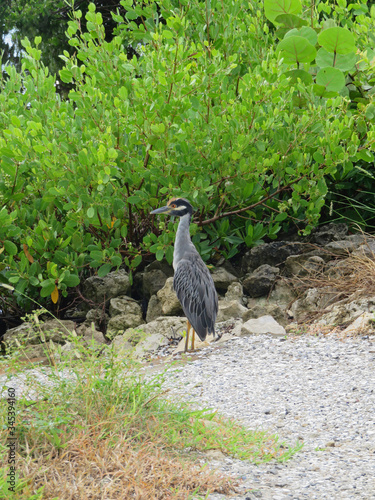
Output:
[{"xmin": 151, "ymin": 197, "xmax": 193, "ymax": 217}]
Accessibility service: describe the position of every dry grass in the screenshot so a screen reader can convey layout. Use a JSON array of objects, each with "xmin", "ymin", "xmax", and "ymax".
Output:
[
  {"xmin": 291, "ymin": 249, "xmax": 375, "ymax": 306},
  {"xmin": 0, "ymin": 339, "xmax": 300, "ymax": 499},
  {"xmin": 6, "ymin": 432, "xmax": 235, "ymax": 499}
]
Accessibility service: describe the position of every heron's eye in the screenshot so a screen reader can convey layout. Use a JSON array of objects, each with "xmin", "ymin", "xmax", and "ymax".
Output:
[{"xmin": 171, "ymin": 204, "xmax": 176, "ymax": 208}]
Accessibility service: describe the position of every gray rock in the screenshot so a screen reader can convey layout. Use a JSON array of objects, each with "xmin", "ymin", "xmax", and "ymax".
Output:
[
  {"xmin": 315, "ymin": 295, "xmax": 375, "ymax": 326},
  {"xmin": 284, "ymin": 253, "xmax": 326, "ymax": 277},
  {"xmin": 83, "ymin": 269, "xmax": 130, "ymax": 304},
  {"xmin": 241, "ymin": 315, "xmax": 286, "ymax": 337},
  {"xmin": 3, "ymin": 320, "xmax": 76, "ymax": 350},
  {"xmin": 107, "ymin": 313, "xmax": 144, "ymax": 337},
  {"xmin": 21, "ymin": 343, "xmax": 50, "ymax": 359},
  {"xmin": 143, "ymin": 269, "xmax": 169, "ymax": 299},
  {"xmin": 216, "ymin": 319, "xmax": 243, "ymax": 337},
  {"xmin": 109, "ymin": 296, "xmax": 142, "ymax": 318},
  {"xmin": 310, "ymin": 222, "xmax": 348, "ymax": 245},
  {"xmin": 325, "ymin": 234, "xmax": 367, "ymax": 255},
  {"xmin": 142, "ymin": 260, "xmax": 173, "ymax": 298},
  {"xmin": 242, "ymin": 264, "xmax": 280, "ymax": 297},
  {"xmin": 76, "ymin": 323, "xmax": 106, "ymax": 344},
  {"xmin": 241, "ymin": 241, "xmax": 303, "ymax": 274},
  {"xmin": 86, "ymin": 308, "xmax": 108, "ymax": 330},
  {"xmin": 243, "ymin": 303, "xmax": 287, "ymax": 326},
  {"xmin": 113, "ymin": 316, "xmax": 186, "ymax": 357},
  {"xmin": 157, "ymin": 277, "xmax": 182, "ymax": 315},
  {"xmin": 39, "ymin": 320, "xmax": 76, "ymax": 343},
  {"xmin": 267, "ymin": 281, "xmax": 296, "ymax": 308},
  {"xmin": 325, "ymin": 259, "xmax": 349, "ymax": 279},
  {"xmin": 290, "ymin": 287, "xmax": 323, "ymax": 322},
  {"xmin": 340, "ymin": 312, "xmax": 375, "ymax": 336},
  {"xmin": 351, "ymin": 238, "xmax": 375, "ymax": 258},
  {"xmin": 216, "ymin": 299, "xmax": 248, "ymax": 322},
  {"xmin": 3, "ymin": 323, "xmax": 37, "ymax": 347},
  {"xmin": 210, "ymin": 267, "xmax": 237, "ymax": 293},
  {"xmin": 146, "ymin": 294, "xmax": 163, "ymax": 323},
  {"xmin": 106, "ymin": 296, "xmax": 143, "ymax": 336},
  {"xmin": 290, "ymin": 286, "xmax": 340, "ymax": 322},
  {"xmin": 225, "ymin": 282, "xmax": 244, "ymax": 303}
]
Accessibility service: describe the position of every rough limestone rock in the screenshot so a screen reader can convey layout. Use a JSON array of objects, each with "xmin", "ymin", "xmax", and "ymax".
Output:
[
  {"xmin": 3, "ymin": 323, "xmax": 37, "ymax": 347},
  {"xmin": 315, "ymin": 295, "xmax": 375, "ymax": 326},
  {"xmin": 157, "ymin": 277, "xmax": 182, "ymax": 315},
  {"xmin": 241, "ymin": 241, "xmax": 303, "ymax": 274},
  {"xmin": 268, "ymin": 282, "xmax": 296, "ymax": 308},
  {"xmin": 246, "ymin": 282, "xmax": 295, "ymax": 311},
  {"xmin": 146, "ymin": 294, "xmax": 163, "ymax": 323},
  {"xmin": 325, "ymin": 235, "xmax": 367, "ymax": 255},
  {"xmin": 291, "ymin": 286, "xmax": 343, "ymax": 322},
  {"xmin": 83, "ymin": 269, "xmax": 130, "ymax": 304},
  {"xmin": 243, "ymin": 303, "xmax": 287, "ymax": 326},
  {"xmin": 241, "ymin": 315, "xmax": 286, "ymax": 337},
  {"xmin": 351, "ymin": 238, "xmax": 375, "ymax": 258},
  {"xmin": 86, "ymin": 308, "xmax": 109, "ymax": 330},
  {"xmin": 3, "ymin": 320, "xmax": 76, "ymax": 350},
  {"xmin": 290, "ymin": 288, "xmax": 323, "ymax": 322},
  {"xmin": 242, "ymin": 264, "xmax": 280, "ymax": 297},
  {"xmin": 113, "ymin": 316, "xmax": 186, "ymax": 357},
  {"xmin": 106, "ymin": 296, "xmax": 143, "ymax": 336},
  {"xmin": 324, "ymin": 259, "xmax": 349, "ymax": 279},
  {"xmin": 21, "ymin": 343, "xmax": 49, "ymax": 359},
  {"xmin": 225, "ymin": 282, "xmax": 245, "ymax": 304},
  {"xmin": 76, "ymin": 323, "xmax": 106, "ymax": 344},
  {"xmin": 107, "ymin": 313, "xmax": 143, "ymax": 337},
  {"xmin": 210, "ymin": 267, "xmax": 238, "ymax": 293},
  {"xmin": 340, "ymin": 312, "xmax": 375, "ymax": 336},
  {"xmin": 216, "ymin": 299, "xmax": 248, "ymax": 322},
  {"xmin": 142, "ymin": 260, "xmax": 174, "ymax": 298},
  {"xmin": 216, "ymin": 318, "xmax": 244, "ymax": 338},
  {"xmin": 284, "ymin": 253, "xmax": 327, "ymax": 277},
  {"xmin": 109, "ymin": 296, "xmax": 142, "ymax": 318},
  {"xmin": 310, "ymin": 222, "xmax": 348, "ymax": 245}
]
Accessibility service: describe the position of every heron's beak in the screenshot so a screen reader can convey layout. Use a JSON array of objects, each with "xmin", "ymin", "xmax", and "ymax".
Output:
[{"xmin": 151, "ymin": 205, "xmax": 172, "ymax": 215}]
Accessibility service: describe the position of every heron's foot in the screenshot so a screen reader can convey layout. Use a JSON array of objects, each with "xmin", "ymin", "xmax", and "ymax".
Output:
[{"xmin": 185, "ymin": 341, "xmax": 210, "ymax": 353}]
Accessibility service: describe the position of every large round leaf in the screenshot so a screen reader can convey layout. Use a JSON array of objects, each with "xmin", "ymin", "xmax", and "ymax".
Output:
[
  {"xmin": 274, "ymin": 13, "xmax": 307, "ymax": 28},
  {"xmin": 275, "ymin": 14, "xmax": 307, "ymax": 39},
  {"xmin": 299, "ymin": 27, "xmax": 318, "ymax": 46},
  {"xmin": 285, "ymin": 26, "xmax": 317, "ymax": 46},
  {"xmin": 264, "ymin": 0, "xmax": 302, "ymax": 23},
  {"xmin": 316, "ymin": 47, "xmax": 356, "ymax": 71},
  {"xmin": 318, "ymin": 27, "xmax": 356, "ymax": 55},
  {"xmin": 285, "ymin": 69, "xmax": 313, "ymax": 84},
  {"xmin": 277, "ymin": 36, "xmax": 317, "ymax": 64},
  {"xmin": 316, "ymin": 67, "xmax": 345, "ymax": 92}
]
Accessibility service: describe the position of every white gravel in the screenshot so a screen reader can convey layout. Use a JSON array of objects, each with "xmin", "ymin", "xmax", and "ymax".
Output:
[{"xmin": 162, "ymin": 333, "xmax": 375, "ymax": 499}]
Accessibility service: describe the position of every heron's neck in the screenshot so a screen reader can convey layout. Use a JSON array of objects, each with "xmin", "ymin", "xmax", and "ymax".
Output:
[{"xmin": 173, "ymin": 212, "xmax": 192, "ymax": 269}]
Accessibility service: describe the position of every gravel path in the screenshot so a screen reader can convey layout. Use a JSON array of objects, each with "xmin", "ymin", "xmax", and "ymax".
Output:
[{"xmin": 162, "ymin": 333, "xmax": 375, "ymax": 500}]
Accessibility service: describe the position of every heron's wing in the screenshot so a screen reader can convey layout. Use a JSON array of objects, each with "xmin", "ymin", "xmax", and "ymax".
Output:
[{"xmin": 173, "ymin": 253, "xmax": 218, "ymax": 341}]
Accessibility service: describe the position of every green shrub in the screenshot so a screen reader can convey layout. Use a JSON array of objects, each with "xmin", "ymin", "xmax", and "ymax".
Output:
[{"xmin": 1, "ymin": 0, "xmax": 375, "ymax": 309}]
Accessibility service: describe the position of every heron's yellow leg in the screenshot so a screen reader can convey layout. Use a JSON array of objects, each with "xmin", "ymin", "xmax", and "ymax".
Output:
[
  {"xmin": 185, "ymin": 320, "xmax": 191, "ymax": 353},
  {"xmin": 191, "ymin": 328, "xmax": 195, "ymax": 351}
]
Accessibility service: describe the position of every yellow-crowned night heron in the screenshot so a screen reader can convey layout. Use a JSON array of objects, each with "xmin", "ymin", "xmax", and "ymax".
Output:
[{"xmin": 151, "ymin": 198, "xmax": 219, "ymax": 352}]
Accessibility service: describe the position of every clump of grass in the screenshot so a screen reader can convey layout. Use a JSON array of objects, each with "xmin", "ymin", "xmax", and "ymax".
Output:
[
  {"xmin": 0, "ymin": 329, "xmax": 300, "ymax": 499},
  {"xmin": 293, "ymin": 254, "xmax": 375, "ymax": 297},
  {"xmin": 291, "ymin": 231, "xmax": 375, "ymax": 309}
]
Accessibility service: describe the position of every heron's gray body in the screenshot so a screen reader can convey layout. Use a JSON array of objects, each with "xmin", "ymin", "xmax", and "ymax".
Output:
[{"xmin": 173, "ymin": 212, "xmax": 218, "ymax": 341}]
